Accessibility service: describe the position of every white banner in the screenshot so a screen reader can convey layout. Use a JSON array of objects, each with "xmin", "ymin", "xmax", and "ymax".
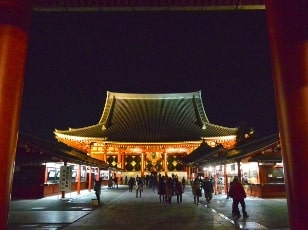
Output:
[{"xmin": 59, "ymin": 165, "xmax": 72, "ymax": 192}]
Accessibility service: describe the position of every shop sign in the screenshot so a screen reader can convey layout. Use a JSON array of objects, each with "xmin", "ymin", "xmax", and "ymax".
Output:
[{"xmin": 59, "ymin": 165, "xmax": 72, "ymax": 192}]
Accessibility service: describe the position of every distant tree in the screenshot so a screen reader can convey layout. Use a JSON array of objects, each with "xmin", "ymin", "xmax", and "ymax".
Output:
[{"xmin": 235, "ymin": 122, "xmax": 255, "ymax": 146}]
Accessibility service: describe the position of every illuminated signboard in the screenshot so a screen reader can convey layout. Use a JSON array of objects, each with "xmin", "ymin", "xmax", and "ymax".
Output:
[{"xmin": 59, "ymin": 166, "xmax": 72, "ymax": 192}]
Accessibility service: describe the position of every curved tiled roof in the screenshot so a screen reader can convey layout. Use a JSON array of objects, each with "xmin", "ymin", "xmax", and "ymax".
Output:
[
  {"xmin": 17, "ymin": 132, "xmax": 109, "ymax": 168},
  {"xmin": 181, "ymin": 141, "xmax": 227, "ymax": 165},
  {"xmin": 55, "ymin": 91, "xmax": 237, "ymax": 143},
  {"xmin": 180, "ymin": 133, "xmax": 280, "ymax": 167},
  {"xmin": 227, "ymin": 133, "xmax": 280, "ymax": 161}
]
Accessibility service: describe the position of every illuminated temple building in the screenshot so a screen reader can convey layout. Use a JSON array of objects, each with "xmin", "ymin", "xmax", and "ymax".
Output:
[{"xmin": 54, "ymin": 91, "xmax": 238, "ymax": 179}]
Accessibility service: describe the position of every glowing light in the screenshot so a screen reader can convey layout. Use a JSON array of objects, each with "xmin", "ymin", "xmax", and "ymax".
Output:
[
  {"xmin": 131, "ymin": 147, "xmax": 142, "ymax": 153},
  {"xmin": 165, "ymin": 147, "xmax": 175, "ymax": 153}
]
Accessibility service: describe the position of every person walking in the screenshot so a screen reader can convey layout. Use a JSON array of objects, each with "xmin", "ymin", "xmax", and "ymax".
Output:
[
  {"xmin": 226, "ymin": 179, "xmax": 234, "ymax": 199},
  {"xmin": 152, "ymin": 175, "xmax": 158, "ymax": 193},
  {"xmin": 114, "ymin": 176, "xmax": 118, "ymax": 189},
  {"xmin": 158, "ymin": 176, "xmax": 166, "ymax": 202},
  {"xmin": 202, "ymin": 177, "xmax": 214, "ymax": 203},
  {"xmin": 175, "ymin": 178, "xmax": 183, "ymax": 203},
  {"xmin": 192, "ymin": 177, "xmax": 201, "ymax": 205},
  {"xmin": 94, "ymin": 178, "xmax": 102, "ymax": 206},
  {"xmin": 128, "ymin": 177, "xmax": 134, "ymax": 192},
  {"xmin": 229, "ymin": 176, "xmax": 249, "ymax": 218},
  {"xmin": 181, "ymin": 177, "xmax": 186, "ymax": 192},
  {"xmin": 136, "ymin": 177, "xmax": 143, "ymax": 198},
  {"xmin": 165, "ymin": 177, "xmax": 173, "ymax": 203}
]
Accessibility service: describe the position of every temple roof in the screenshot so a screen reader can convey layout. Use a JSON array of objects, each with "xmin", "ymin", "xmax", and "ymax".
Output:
[
  {"xmin": 248, "ymin": 151, "xmax": 282, "ymax": 163},
  {"xmin": 181, "ymin": 141, "xmax": 227, "ymax": 165},
  {"xmin": 185, "ymin": 133, "xmax": 280, "ymax": 167},
  {"xmin": 54, "ymin": 91, "xmax": 237, "ymax": 143},
  {"xmin": 17, "ymin": 132, "xmax": 109, "ymax": 168},
  {"xmin": 226, "ymin": 133, "xmax": 280, "ymax": 162}
]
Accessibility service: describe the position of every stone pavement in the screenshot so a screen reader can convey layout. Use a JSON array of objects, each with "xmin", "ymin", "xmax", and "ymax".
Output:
[{"xmin": 8, "ymin": 185, "xmax": 290, "ymax": 230}]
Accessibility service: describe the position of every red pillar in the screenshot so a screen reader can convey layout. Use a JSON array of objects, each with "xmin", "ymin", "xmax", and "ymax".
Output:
[
  {"xmin": 141, "ymin": 152, "xmax": 144, "ymax": 177},
  {"xmin": 236, "ymin": 160, "xmax": 241, "ymax": 183},
  {"xmin": 0, "ymin": 0, "xmax": 31, "ymax": 228},
  {"xmin": 88, "ymin": 167, "xmax": 92, "ymax": 191},
  {"xmin": 265, "ymin": 1, "xmax": 308, "ymax": 229},
  {"xmin": 213, "ymin": 168, "xmax": 217, "ymax": 195},
  {"xmin": 224, "ymin": 164, "xmax": 229, "ymax": 196},
  {"xmin": 77, "ymin": 164, "xmax": 81, "ymax": 195}
]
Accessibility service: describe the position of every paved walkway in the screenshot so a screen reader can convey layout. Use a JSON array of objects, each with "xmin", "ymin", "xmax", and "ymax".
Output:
[{"xmin": 8, "ymin": 185, "xmax": 290, "ymax": 230}]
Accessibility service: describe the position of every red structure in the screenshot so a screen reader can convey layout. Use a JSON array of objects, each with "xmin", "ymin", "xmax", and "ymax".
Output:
[
  {"xmin": 265, "ymin": 1, "xmax": 308, "ymax": 228},
  {"xmin": 182, "ymin": 133, "xmax": 284, "ymax": 198},
  {"xmin": 0, "ymin": 0, "xmax": 32, "ymax": 228},
  {"xmin": 0, "ymin": 1, "xmax": 307, "ymax": 229},
  {"xmin": 12, "ymin": 132, "xmax": 109, "ymax": 199},
  {"xmin": 54, "ymin": 91, "xmax": 238, "ymax": 180}
]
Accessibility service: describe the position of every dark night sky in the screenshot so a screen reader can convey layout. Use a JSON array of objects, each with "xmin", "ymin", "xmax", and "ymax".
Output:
[{"xmin": 20, "ymin": 10, "xmax": 278, "ymax": 142}]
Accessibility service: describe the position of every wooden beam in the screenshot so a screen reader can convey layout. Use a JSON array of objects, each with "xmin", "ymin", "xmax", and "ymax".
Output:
[{"xmin": 32, "ymin": 0, "xmax": 265, "ymax": 12}]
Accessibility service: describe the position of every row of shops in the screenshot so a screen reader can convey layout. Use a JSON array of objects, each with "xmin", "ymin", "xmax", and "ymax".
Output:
[
  {"xmin": 183, "ymin": 133, "xmax": 285, "ymax": 198},
  {"xmin": 12, "ymin": 132, "xmax": 123, "ymax": 199}
]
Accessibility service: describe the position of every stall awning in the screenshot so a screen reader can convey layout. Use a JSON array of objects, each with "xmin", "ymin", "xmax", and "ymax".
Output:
[
  {"xmin": 182, "ymin": 141, "xmax": 227, "ymax": 166},
  {"xmin": 17, "ymin": 132, "xmax": 110, "ymax": 168},
  {"xmin": 248, "ymin": 151, "xmax": 282, "ymax": 163}
]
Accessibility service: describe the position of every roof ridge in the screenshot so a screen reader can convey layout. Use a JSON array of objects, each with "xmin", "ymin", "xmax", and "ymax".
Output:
[
  {"xmin": 106, "ymin": 90, "xmax": 202, "ymax": 99},
  {"xmin": 54, "ymin": 123, "xmax": 102, "ymax": 133}
]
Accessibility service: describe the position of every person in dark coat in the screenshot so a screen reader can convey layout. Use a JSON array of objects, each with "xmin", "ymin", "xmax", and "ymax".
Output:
[
  {"xmin": 181, "ymin": 177, "xmax": 186, "ymax": 192},
  {"xmin": 202, "ymin": 177, "xmax": 214, "ymax": 203},
  {"xmin": 192, "ymin": 177, "xmax": 201, "ymax": 205},
  {"xmin": 229, "ymin": 176, "xmax": 249, "ymax": 218},
  {"xmin": 175, "ymin": 178, "xmax": 183, "ymax": 203},
  {"xmin": 128, "ymin": 177, "xmax": 134, "ymax": 192},
  {"xmin": 136, "ymin": 177, "xmax": 143, "ymax": 198},
  {"xmin": 165, "ymin": 177, "xmax": 173, "ymax": 203},
  {"xmin": 158, "ymin": 176, "xmax": 166, "ymax": 202},
  {"xmin": 94, "ymin": 178, "xmax": 102, "ymax": 206}
]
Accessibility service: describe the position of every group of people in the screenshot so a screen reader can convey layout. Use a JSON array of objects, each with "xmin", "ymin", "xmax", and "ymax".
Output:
[
  {"xmin": 95, "ymin": 173, "xmax": 249, "ymax": 219},
  {"xmin": 192, "ymin": 175, "xmax": 249, "ymax": 219},
  {"xmin": 157, "ymin": 175, "xmax": 184, "ymax": 203},
  {"xmin": 126, "ymin": 176, "xmax": 144, "ymax": 197},
  {"xmin": 191, "ymin": 177, "xmax": 214, "ymax": 205},
  {"xmin": 126, "ymin": 174, "xmax": 186, "ymax": 203},
  {"xmin": 108, "ymin": 175, "xmax": 119, "ymax": 189}
]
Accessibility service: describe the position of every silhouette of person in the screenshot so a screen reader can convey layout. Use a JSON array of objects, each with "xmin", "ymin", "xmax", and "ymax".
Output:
[
  {"xmin": 94, "ymin": 178, "xmax": 102, "ymax": 206},
  {"xmin": 202, "ymin": 177, "xmax": 214, "ymax": 202},
  {"xmin": 229, "ymin": 176, "xmax": 249, "ymax": 218},
  {"xmin": 192, "ymin": 177, "xmax": 201, "ymax": 205}
]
